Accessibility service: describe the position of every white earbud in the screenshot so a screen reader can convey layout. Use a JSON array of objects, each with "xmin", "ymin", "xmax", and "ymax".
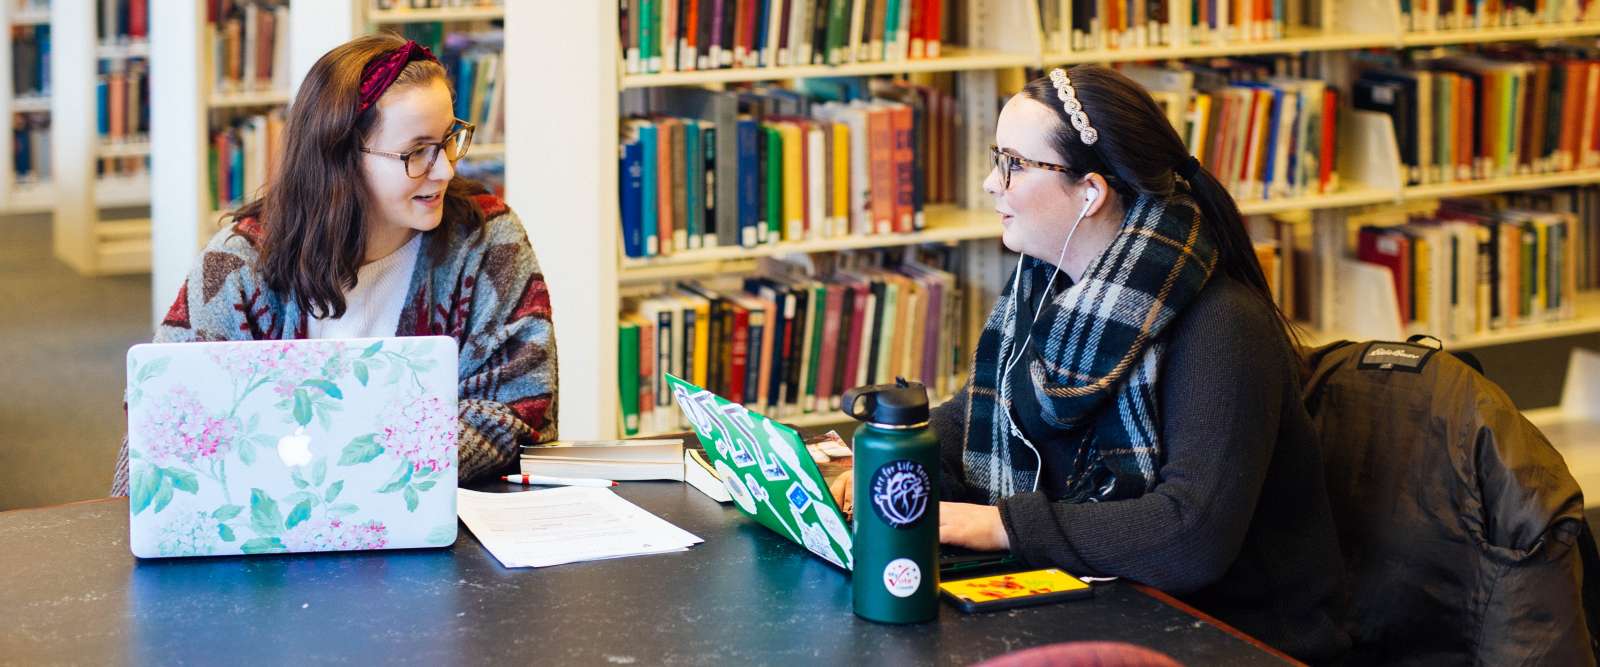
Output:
[{"xmin": 1085, "ymin": 187, "xmax": 1099, "ymax": 204}]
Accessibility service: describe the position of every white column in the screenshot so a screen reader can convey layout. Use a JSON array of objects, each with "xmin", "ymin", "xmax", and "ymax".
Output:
[
  {"xmin": 288, "ymin": 2, "xmax": 359, "ymax": 96},
  {"xmin": 148, "ymin": 0, "xmax": 207, "ymax": 326},
  {"xmin": 50, "ymin": 0, "xmax": 97, "ymax": 274},
  {"xmin": 506, "ymin": 1, "xmax": 621, "ymax": 439}
]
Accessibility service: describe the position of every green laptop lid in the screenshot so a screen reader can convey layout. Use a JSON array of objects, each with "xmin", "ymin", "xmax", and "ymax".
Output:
[{"xmin": 665, "ymin": 374, "xmax": 853, "ymax": 571}]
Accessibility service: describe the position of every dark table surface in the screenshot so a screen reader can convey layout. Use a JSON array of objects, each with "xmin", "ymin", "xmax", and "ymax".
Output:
[{"xmin": 1, "ymin": 483, "xmax": 1291, "ymax": 666}]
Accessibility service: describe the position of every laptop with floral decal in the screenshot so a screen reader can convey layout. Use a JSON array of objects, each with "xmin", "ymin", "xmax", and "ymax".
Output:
[{"xmin": 124, "ymin": 336, "xmax": 459, "ymax": 558}]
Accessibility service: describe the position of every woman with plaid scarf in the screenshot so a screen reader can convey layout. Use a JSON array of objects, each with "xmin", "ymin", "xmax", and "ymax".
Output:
[{"xmin": 834, "ymin": 66, "xmax": 1346, "ymax": 662}]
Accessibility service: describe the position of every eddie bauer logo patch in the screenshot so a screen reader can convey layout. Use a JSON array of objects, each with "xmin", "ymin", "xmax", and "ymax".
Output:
[{"xmin": 1358, "ymin": 342, "xmax": 1437, "ymax": 373}]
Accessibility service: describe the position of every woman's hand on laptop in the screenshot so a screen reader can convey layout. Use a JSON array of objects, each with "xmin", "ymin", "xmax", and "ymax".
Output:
[
  {"xmin": 828, "ymin": 471, "xmax": 853, "ymax": 520},
  {"xmin": 939, "ymin": 502, "xmax": 1009, "ymax": 551}
]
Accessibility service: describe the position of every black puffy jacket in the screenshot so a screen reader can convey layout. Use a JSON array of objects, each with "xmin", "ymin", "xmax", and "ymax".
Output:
[{"xmin": 1304, "ymin": 339, "xmax": 1595, "ymax": 666}]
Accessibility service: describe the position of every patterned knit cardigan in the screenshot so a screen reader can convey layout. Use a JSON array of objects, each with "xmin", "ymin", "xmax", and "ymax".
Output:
[{"xmin": 110, "ymin": 194, "xmax": 558, "ymax": 495}]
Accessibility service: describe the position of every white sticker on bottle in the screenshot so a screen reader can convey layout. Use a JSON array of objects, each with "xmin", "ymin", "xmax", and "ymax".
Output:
[{"xmin": 883, "ymin": 558, "xmax": 922, "ymax": 598}]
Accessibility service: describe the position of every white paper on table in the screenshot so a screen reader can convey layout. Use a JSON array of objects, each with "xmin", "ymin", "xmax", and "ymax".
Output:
[{"xmin": 456, "ymin": 487, "xmax": 702, "ymax": 568}]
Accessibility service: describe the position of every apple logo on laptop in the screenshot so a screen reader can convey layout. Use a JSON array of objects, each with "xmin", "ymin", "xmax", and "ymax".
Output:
[{"xmin": 277, "ymin": 427, "xmax": 314, "ymax": 468}]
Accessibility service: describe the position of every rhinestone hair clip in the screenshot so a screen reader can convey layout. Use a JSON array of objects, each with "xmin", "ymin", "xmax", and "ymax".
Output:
[{"xmin": 1048, "ymin": 68, "xmax": 1097, "ymax": 145}]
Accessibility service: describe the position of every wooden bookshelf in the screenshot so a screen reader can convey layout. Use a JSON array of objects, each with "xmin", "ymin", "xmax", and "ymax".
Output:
[
  {"xmin": 98, "ymin": 141, "xmax": 152, "ymax": 159},
  {"xmin": 208, "ymin": 89, "xmax": 292, "ymax": 109},
  {"xmin": 1401, "ymin": 21, "xmax": 1600, "ymax": 46},
  {"xmin": 12, "ymin": 5, "xmax": 47, "ymax": 26},
  {"xmin": 6, "ymin": 182, "xmax": 54, "ymax": 215},
  {"xmin": 1404, "ymin": 170, "xmax": 1600, "ymax": 200},
  {"xmin": 1046, "ymin": 27, "xmax": 1395, "ymax": 66},
  {"xmin": 618, "ymin": 206, "xmax": 1001, "ymax": 279},
  {"xmin": 12, "ymin": 94, "xmax": 49, "ymax": 112},
  {"xmin": 1307, "ymin": 291, "xmax": 1600, "ymax": 351},
  {"xmin": 2, "ymin": 2, "xmax": 50, "ymax": 216}
]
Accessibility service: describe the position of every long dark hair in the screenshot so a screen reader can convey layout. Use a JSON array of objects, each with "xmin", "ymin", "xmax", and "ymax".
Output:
[
  {"xmin": 1021, "ymin": 64, "xmax": 1302, "ymax": 355},
  {"xmin": 230, "ymin": 33, "xmax": 484, "ymax": 319}
]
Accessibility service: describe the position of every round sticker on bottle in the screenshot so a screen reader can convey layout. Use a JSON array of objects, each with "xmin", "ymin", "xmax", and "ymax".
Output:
[
  {"xmin": 883, "ymin": 558, "xmax": 922, "ymax": 598},
  {"xmin": 869, "ymin": 460, "xmax": 932, "ymax": 529}
]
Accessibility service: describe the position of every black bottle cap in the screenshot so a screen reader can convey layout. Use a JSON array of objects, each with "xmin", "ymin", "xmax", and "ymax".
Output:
[{"xmin": 841, "ymin": 377, "xmax": 930, "ymax": 427}]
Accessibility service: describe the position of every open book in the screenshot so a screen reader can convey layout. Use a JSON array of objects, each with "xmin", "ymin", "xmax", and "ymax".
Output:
[{"xmin": 520, "ymin": 439, "xmax": 685, "ymax": 481}]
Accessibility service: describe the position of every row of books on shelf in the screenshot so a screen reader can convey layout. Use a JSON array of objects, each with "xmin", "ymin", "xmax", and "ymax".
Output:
[
  {"xmin": 11, "ymin": 111, "xmax": 48, "ymax": 183},
  {"xmin": 10, "ymin": 23, "xmax": 49, "ymax": 97},
  {"xmin": 617, "ymin": 248, "xmax": 968, "ymax": 435},
  {"xmin": 209, "ymin": 0, "xmax": 289, "ymax": 94},
  {"xmin": 1120, "ymin": 61, "xmax": 1343, "ymax": 201},
  {"xmin": 1352, "ymin": 46, "xmax": 1600, "ymax": 187},
  {"xmin": 97, "ymin": 57, "xmax": 146, "ymax": 144},
  {"xmin": 98, "ymin": 0, "xmax": 147, "ymax": 43},
  {"xmin": 210, "ymin": 110, "xmax": 283, "ymax": 211},
  {"xmin": 1353, "ymin": 188, "xmax": 1600, "ymax": 341},
  {"xmin": 620, "ymin": 0, "xmax": 946, "ymax": 74},
  {"xmin": 618, "ymin": 79, "xmax": 958, "ymax": 258},
  {"xmin": 1401, "ymin": 0, "xmax": 1600, "ymax": 32},
  {"xmin": 389, "ymin": 24, "xmax": 506, "ymax": 143},
  {"xmin": 1036, "ymin": 0, "xmax": 1296, "ymax": 51}
]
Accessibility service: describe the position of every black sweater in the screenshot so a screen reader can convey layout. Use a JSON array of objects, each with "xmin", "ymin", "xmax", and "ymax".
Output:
[{"xmin": 933, "ymin": 277, "xmax": 1349, "ymax": 664}]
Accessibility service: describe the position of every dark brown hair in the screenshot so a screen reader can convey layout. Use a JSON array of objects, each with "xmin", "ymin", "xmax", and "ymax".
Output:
[
  {"xmin": 1021, "ymin": 65, "xmax": 1303, "ymax": 355},
  {"xmin": 230, "ymin": 33, "xmax": 485, "ymax": 319}
]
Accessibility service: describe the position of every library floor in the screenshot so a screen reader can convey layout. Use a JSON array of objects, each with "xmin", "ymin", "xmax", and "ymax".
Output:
[
  {"xmin": 0, "ymin": 212, "xmax": 1597, "ymax": 519},
  {"xmin": 0, "ymin": 213, "xmax": 149, "ymax": 511}
]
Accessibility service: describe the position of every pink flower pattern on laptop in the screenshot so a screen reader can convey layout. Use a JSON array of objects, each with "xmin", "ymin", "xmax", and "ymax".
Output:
[
  {"xmin": 129, "ymin": 338, "xmax": 455, "ymax": 555},
  {"xmin": 338, "ymin": 390, "xmax": 456, "ymax": 513}
]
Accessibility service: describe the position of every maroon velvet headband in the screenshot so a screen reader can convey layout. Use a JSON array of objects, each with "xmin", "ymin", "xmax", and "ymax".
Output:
[{"xmin": 356, "ymin": 40, "xmax": 439, "ymax": 115}]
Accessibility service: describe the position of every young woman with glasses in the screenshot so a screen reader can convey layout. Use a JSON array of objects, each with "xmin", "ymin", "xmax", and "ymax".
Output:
[
  {"xmin": 111, "ymin": 34, "xmax": 557, "ymax": 493},
  {"xmin": 832, "ymin": 66, "xmax": 1347, "ymax": 662}
]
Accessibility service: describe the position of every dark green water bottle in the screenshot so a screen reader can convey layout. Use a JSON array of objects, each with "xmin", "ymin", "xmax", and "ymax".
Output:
[{"xmin": 843, "ymin": 378, "xmax": 939, "ymax": 624}]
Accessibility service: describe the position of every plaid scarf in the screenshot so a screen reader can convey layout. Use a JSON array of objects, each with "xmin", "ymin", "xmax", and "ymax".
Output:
[{"xmin": 962, "ymin": 189, "xmax": 1217, "ymax": 504}]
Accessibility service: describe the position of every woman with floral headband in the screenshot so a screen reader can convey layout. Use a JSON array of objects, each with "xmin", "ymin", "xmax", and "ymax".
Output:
[
  {"xmin": 832, "ymin": 65, "xmax": 1346, "ymax": 661},
  {"xmin": 111, "ymin": 34, "xmax": 557, "ymax": 494}
]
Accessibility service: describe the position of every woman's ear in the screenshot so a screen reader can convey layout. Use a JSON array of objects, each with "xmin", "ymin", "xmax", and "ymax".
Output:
[{"xmin": 1082, "ymin": 172, "xmax": 1113, "ymax": 218}]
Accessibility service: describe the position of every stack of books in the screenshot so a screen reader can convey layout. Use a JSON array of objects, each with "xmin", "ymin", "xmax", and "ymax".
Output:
[
  {"xmin": 209, "ymin": 109, "xmax": 285, "ymax": 211},
  {"xmin": 1352, "ymin": 46, "xmax": 1600, "ymax": 187},
  {"xmin": 1038, "ymin": 0, "xmax": 1293, "ymax": 51},
  {"xmin": 1248, "ymin": 215, "xmax": 1304, "ymax": 320},
  {"xmin": 208, "ymin": 0, "xmax": 290, "ymax": 94},
  {"xmin": 619, "ymin": 79, "xmax": 959, "ymax": 257},
  {"xmin": 1353, "ymin": 192, "xmax": 1589, "ymax": 340},
  {"xmin": 99, "ymin": 0, "xmax": 148, "ymax": 45},
  {"xmin": 1402, "ymin": 0, "xmax": 1600, "ymax": 32},
  {"xmin": 519, "ymin": 439, "xmax": 686, "ymax": 481},
  {"xmin": 1120, "ymin": 61, "xmax": 1342, "ymax": 204},
  {"xmin": 619, "ymin": 247, "xmax": 967, "ymax": 435},
  {"xmin": 621, "ymin": 0, "xmax": 947, "ymax": 74},
  {"xmin": 1506, "ymin": 185, "xmax": 1600, "ymax": 291},
  {"xmin": 388, "ymin": 23, "xmax": 505, "ymax": 144},
  {"xmin": 11, "ymin": 113, "xmax": 50, "ymax": 185},
  {"xmin": 11, "ymin": 20, "xmax": 49, "ymax": 97}
]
